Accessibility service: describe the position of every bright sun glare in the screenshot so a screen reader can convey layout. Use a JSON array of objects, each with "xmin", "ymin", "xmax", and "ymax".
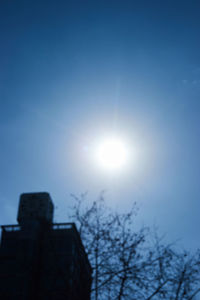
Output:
[{"xmin": 95, "ymin": 137, "xmax": 128, "ymax": 171}]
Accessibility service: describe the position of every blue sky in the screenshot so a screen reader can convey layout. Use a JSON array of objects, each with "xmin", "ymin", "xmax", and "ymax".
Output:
[{"xmin": 0, "ymin": 0, "xmax": 200, "ymax": 250}]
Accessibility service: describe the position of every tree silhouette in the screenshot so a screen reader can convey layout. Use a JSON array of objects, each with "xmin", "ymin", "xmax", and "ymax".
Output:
[{"xmin": 70, "ymin": 193, "xmax": 200, "ymax": 300}]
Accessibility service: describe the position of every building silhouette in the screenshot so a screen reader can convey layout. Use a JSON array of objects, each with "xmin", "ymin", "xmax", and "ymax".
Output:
[{"xmin": 0, "ymin": 192, "xmax": 92, "ymax": 300}]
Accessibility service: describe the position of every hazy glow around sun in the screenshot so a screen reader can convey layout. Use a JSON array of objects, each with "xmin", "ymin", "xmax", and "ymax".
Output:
[{"xmin": 95, "ymin": 137, "xmax": 129, "ymax": 171}]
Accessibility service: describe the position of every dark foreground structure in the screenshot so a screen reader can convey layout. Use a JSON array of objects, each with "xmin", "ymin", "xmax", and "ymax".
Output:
[{"xmin": 0, "ymin": 192, "xmax": 92, "ymax": 300}]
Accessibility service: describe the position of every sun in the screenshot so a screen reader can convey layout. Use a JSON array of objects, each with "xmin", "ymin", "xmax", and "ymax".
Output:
[{"xmin": 95, "ymin": 137, "xmax": 128, "ymax": 171}]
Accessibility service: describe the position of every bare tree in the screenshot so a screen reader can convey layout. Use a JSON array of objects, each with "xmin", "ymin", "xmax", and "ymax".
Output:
[{"xmin": 69, "ymin": 193, "xmax": 200, "ymax": 300}]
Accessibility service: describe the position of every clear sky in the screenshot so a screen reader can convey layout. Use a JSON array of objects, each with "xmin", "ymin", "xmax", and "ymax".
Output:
[{"xmin": 0, "ymin": 0, "xmax": 200, "ymax": 250}]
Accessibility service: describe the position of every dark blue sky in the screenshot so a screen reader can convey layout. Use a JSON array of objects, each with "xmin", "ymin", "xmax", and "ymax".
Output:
[{"xmin": 1, "ymin": 0, "xmax": 200, "ymax": 250}]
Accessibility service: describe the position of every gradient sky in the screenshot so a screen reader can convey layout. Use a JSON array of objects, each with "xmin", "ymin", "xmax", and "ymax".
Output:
[{"xmin": 1, "ymin": 0, "xmax": 200, "ymax": 250}]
